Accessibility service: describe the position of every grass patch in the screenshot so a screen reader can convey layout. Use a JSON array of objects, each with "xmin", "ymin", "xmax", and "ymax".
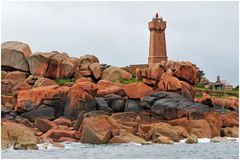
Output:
[
  {"xmin": 55, "ymin": 78, "xmax": 74, "ymax": 86},
  {"xmin": 113, "ymin": 77, "xmax": 142, "ymax": 84}
]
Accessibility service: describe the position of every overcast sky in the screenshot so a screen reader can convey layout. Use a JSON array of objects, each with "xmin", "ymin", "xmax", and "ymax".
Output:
[{"xmin": 1, "ymin": 1, "xmax": 239, "ymax": 86}]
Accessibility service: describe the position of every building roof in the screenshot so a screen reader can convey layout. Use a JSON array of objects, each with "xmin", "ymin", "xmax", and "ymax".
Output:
[{"xmin": 220, "ymin": 80, "xmax": 231, "ymax": 86}]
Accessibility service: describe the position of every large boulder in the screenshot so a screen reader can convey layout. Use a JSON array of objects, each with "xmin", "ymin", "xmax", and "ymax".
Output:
[
  {"xmin": 15, "ymin": 85, "xmax": 68, "ymax": 111},
  {"xmin": 220, "ymin": 112, "xmax": 239, "ymax": 127},
  {"xmin": 28, "ymin": 52, "xmax": 58, "ymax": 76},
  {"xmin": 204, "ymin": 112, "xmax": 222, "ymax": 137},
  {"xmin": 124, "ymin": 99, "xmax": 142, "ymax": 113},
  {"xmin": 108, "ymin": 133, "xmax": 146, "ymax": 144},
  {"xmin": 41, "ymin": 129, "xmax": 79, "ymax": 141},
  {"xmin": 21, "ymin": 106, "xmax": 55, "ymax": 122},
  {"xmin": 180, "ymin": 81, "xmax": 195, "ymax": 101},
  {"xmin": 96, "ymin": 80, "xmax": 125, "ymax": 96},
  {"xmin": 35, "ymin": 118, "xmax": 57, "ymax": 133},
  {"xmin": 174, "ymin": 63, "xmax": 199, "ymax": 85},
  {"xmin": 95, "ymin": 97, "xmax": 112, "ymax": 113},
  {"xmin": 46, "ymin": 53, "xmax": 69, "ymax": 79},
  {"xmin": 79, "ymin": 54, "xmax": 99, "ymax": 70},
  {"xmin": 5, "ymin": 71, "xmax": 27, "ymax": 86},
  {"xmin": 101, "ymin": 67, "xmax": 132, "ymax": 82},
  {"xmin": 185, "ymin": 134, "xmax": 198, "ymax": 144},
  {"xmin": 59, "ymin": 57, "xmax": 78, "ymax": 78},
  {"xmin": 64, "ymin": 83, "xmax": 97, "ymax": 120},
  {"xmin": 32, "ymin": 77, "xmax": 57, "ymax": 88},
  {"xmin": 1, "ymin": 79, "xmax": 14, "ymax": 95},
  {"xmin": 12, "ymin": 82, "xmax": 32, "ymax": 97},
  {"xmin": 149, "ymin": 122, "xmax": 188, "ymax": 142},
  {"xmin": 111, "ymin": 112, "xmax": 140, "ymax": 134},
  {"xmin": 149, "ymin": 63, "xmax": 165, "ymax": 80},
  {"xmin": 73, "ymin": 81, "xmax": 98, "ymax": 96},
  {"xmin": 222, "ymin": 126, "xmax": 239, "ymax": 138},
  {"xmin": 1, "ymin": 121, "xmax": 38, "ymax": 150},
  {"xmin": 186, "ymin": 119, "xmax": 212, "ymax": 138},
  {"xmin": 89, "ymin": 62, "xmax": 101, "ymax": 79},
  {"xmin": 158, "ymin": 76, "xmax": 182, "ymax": 91},
  {"xmin": 150, "ymin": 91, "xmax": 210, "ymax": 120},
  {"xmin": 1, "ymin": 95, "xmax": 16, "ymax": 106},
  {"xmin": 124, "ymin": 82, "xmax": 153, "ymax": 99},
  {"xmin": 80, "ymin": 115, "xmax": 121, "ymax": 144},
  {"xmin": 153, "ymin": 136, "xmax": 174, "ymax": 144},
  {"xmin": 53, "ymin": 117, "xmax": 72, "ymax": 127},
  {"xmin": 1, "ymin": 41, "xmax": 31, "ymax": 72}
]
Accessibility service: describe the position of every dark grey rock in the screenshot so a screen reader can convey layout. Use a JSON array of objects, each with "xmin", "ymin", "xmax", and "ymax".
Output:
[
  {"xmin": 140, "ymin": 96, "xmax": 157, "ymax": 109},
  {"xmin": 21, "ymin": 106, "xmax": 55, "ymax": 122},
  {"xmin": 95, "ymin": 97, "xmax": 112, "ymax": 113},
  {"xmin": 111, "ymin": 99, "xmax": 125, "ymax": 112},
  {"xmin": 124, "ymin": 99, "xmax": 141, "ymax": 113}
]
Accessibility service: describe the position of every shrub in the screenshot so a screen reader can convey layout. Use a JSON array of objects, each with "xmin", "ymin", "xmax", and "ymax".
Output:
[
  {"xmin": 55, "ymin": 78, "xmax": 74, "ymax": 86},
  {"xmin": 196, "ymin": 83, "xmax": 205, "ymax": 88}
]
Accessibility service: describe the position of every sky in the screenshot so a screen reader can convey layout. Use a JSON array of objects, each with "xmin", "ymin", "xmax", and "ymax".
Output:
[{"xmin": 1, "ymin": 1, "xmax": 239, "ymax": 86}]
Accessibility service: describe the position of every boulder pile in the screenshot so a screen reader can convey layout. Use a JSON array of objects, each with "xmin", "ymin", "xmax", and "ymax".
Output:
[{"xmin": 1, "ymin": 41, "xmax": 239, "ymax": 150}]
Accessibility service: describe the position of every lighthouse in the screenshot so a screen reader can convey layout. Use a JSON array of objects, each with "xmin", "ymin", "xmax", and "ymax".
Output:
[{"xmin": 148, "ymin": 13, "xmax": 168, "ymax": 67}]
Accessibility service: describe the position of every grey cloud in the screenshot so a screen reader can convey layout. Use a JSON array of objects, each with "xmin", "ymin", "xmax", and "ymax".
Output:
[{"xmin": 1, "ymin": 1, "xmax": 239, "ymax": 86}]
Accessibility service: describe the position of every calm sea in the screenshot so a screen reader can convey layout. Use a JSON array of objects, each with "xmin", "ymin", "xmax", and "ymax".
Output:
[{"xmin": 1, "ymin": 139, "xmax": 239, "ymax": 159}]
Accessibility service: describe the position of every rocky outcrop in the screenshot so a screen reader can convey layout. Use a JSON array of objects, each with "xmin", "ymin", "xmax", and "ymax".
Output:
[
  {"xmin": 1, "ymin": 41, "xmax": 31, "ymax": 72},
  {"xmin": 1, "ymin": 40, "xmax": 239, "ymax": 147},
  {"xmin": 101, "ymin": 67, "xmax": 132, "ymax": 82}
]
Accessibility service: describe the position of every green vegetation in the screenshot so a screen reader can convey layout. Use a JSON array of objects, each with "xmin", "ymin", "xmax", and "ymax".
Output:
[
  {"xmin": 197, "ymin": 67, "xmax": 205, "ymax": 81},
  {"xmin": 196, "ymin": 83, "xmax": 205, "ymax": 88},
  {"xmin": 233, "ymin": 85, "xmax": 239, "ymax": 91},
  {"xmin": 55, "ymin": 78, "xmax": 75, "ymax": 86},
  {"xmin": 114, "ymin": 77, "xmax": 142, "ymax": 84},
  {"xmin": 194, "ymin": 87, "xmax": 239, "ymax": 98},
  {"xmin": 194, "ymin": 93, "xmax": 203, "ymax": 98}
]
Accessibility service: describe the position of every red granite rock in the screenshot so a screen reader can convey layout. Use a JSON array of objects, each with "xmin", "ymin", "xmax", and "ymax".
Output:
[{"xmin": 124, "ymin": 82, "xmax": 153, "ymax": 99}]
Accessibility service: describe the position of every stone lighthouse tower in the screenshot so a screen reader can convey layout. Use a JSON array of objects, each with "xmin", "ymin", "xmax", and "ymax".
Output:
[{"xmin": 148, "ymin": 13, "xmax": 168, "ymax": 67}]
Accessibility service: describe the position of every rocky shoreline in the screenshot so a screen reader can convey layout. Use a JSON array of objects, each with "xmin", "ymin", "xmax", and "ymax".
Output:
[{"xmin": 1, "ymin": 41, "xmax": 239, "ymax": 150}]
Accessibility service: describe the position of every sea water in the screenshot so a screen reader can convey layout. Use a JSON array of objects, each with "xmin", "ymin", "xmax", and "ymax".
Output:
[{"xmin": 1, "ymin": 138, "xmax": 239, "ymax": 159}]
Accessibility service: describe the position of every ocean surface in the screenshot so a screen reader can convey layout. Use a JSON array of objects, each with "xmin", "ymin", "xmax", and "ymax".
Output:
[{"xmin": 1, "ymin": 138, "xmax": 239, "ymax": 159}]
